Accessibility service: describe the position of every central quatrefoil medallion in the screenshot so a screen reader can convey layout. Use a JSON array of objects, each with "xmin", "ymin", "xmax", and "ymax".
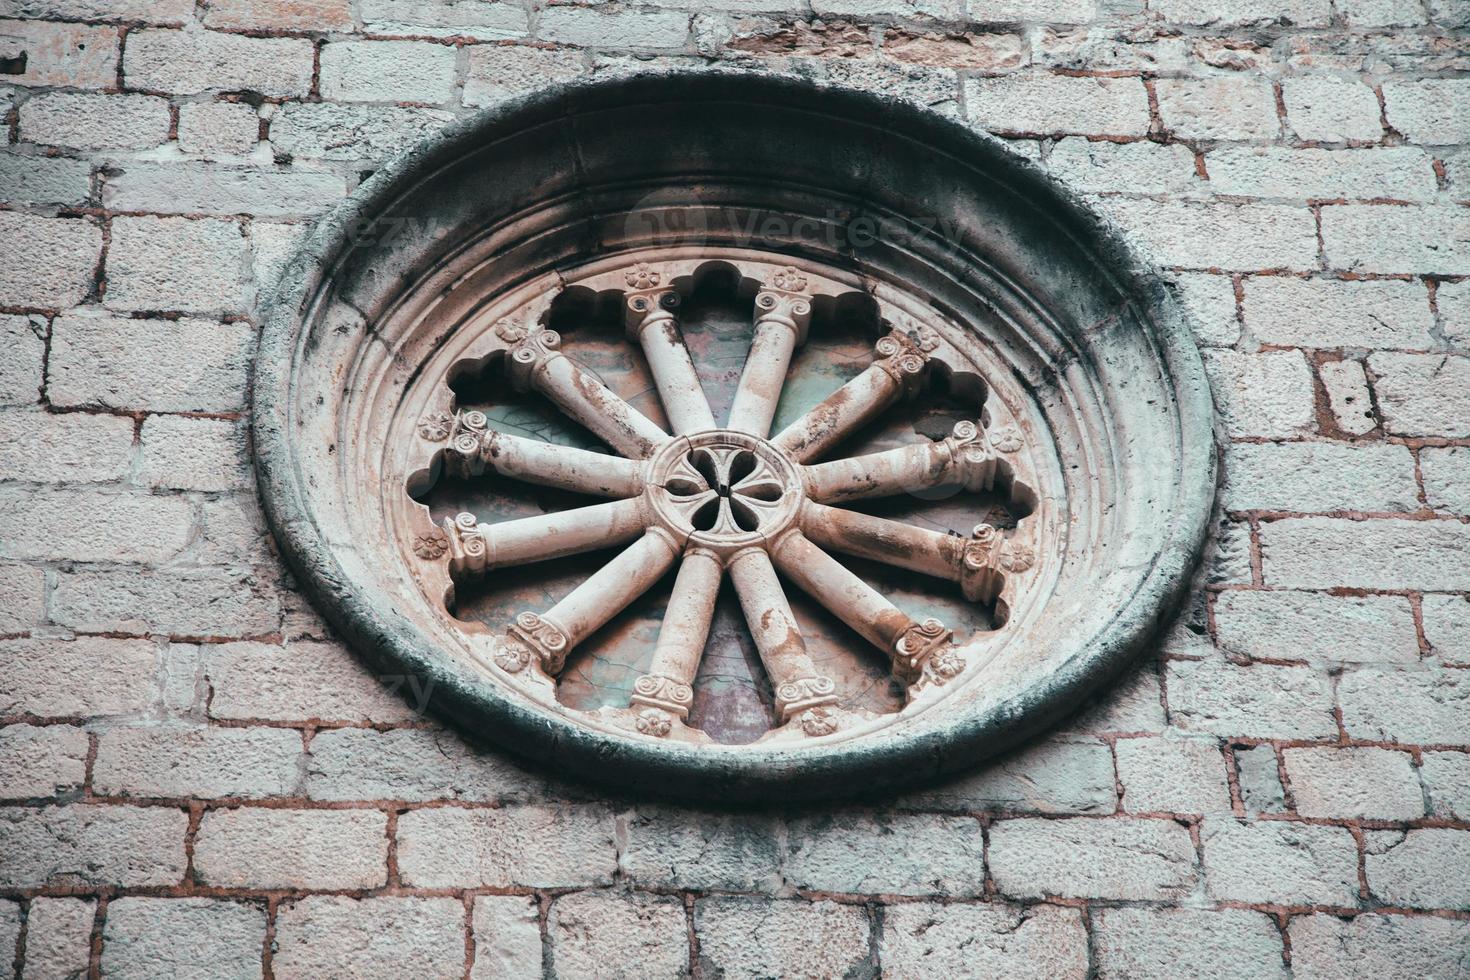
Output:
[{"xmin": 649, "ymin": 431, "xmax": 800, "ymax": 544}]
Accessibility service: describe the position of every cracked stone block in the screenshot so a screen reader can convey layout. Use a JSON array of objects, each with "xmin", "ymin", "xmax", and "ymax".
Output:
[{"xmin": 695, "ymin": 898, "xmax": 872, "ymax": 978}]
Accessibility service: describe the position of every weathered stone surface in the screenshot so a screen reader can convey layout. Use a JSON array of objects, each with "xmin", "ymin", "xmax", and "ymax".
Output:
[
  {"xmin": 0, "ymin": 151, "xmax": 91, "ymax": 205},
  {"xmin": 306, "ymin": 726, "xmax": 539, "ymax": 803},
  {"xmin": 1157, "ymin": 77, "xmax": 1278, "ymax": 140},
  {"xmin": 1204, "ymin": 350, "xmax": 1316, "ymax": 438},
  {"xmin": 1235, "ymin": 745, "xmax": 1286, "ymax": 815},
  {"xmin": 1223, "ymin": 442, "xmax": 1419, "ymax": 513},
  {"xmin": 177, "ymin": 100, "xmax": 260, "ymax": 159},
  {"xmin": 360, "ymin": 0, "xmax": 528, "ymax": 37},
  {"xmin": 1440, "ymin": 279, "xmax": 1470, "ymax": 345},
  {"xmin": 990, "ymin": 817, "xmax": 1196, "ymax": 900},
  {"xmin": 1282, "ymin": 75, "xmax": 1385, "ymax": 142},
  {"xmin": 906, "ymin": 734, "xmax": 1116, "ymax": 813},
  {"xmin": 1208, "ymin": 147, "xmax": 1436, "ymax": 202},
  {"xmin": 1263, "ymin": 518, "xmax": 1470, "ymax": 591},
  {"xmin": 202, "ymin": 0, "xmax": 353, "ymax": 31},
  {"xmin": 1322, "ymin": 206, "xmax": 1470, "ymax": 276},
  {"xmin": 0, "ymin": 636, "xmax": 157, "ymax": 718},
  {"xmin": 1290, "ymin": 913, "xmax": 1470, "ymax": 980},
  {"xmin": 103, "ymin": 163, "xmax": 347, "ymax": 217},
  {"xmin": 0, "ymin": 561, "xmax": 44, "ymax": 633},
  {"xmin": 1340, "ymin": 666, "xmax": 1470, "ymax": 744},
  {"xmin": 25, "ymin": 896, "xmax": 95, "ymax": 980},
  {"xmin": 1283, "ymin": 747, "xmax": 1424, "ymax": 820},
  {"xmin": 621, "ymin": 808, "xmax": 782, "ymax": 891},
  {"xmin": 273, "ymin": 897, "xmax": 465, "ymax": 980},
  {"xmin": 272, "ymin": 103, "xmax": 456, "ymax": 162},
  {"xmin": 463, "ymin": 44, "xmax": 586, "ymax": 106},
  {"xmin": 0, "ymin": 901, "xmax": 15, "ymax": 974},
  {"xmin": 1367, "ymin": 353, "xmax": 1470, "ymax": 438},
  {"xmin": 1214, "ymin": 591, "xmax": 1419, "ymax": 665},
  {"xmin": 1423, "ymin": 593, "xmax": 1470, "ymax": 665},
  {"xmin": 471, "ymin": 896, "xmax": 541, "ymax": 980},
  {"xmin": 785, "ymin": 812, "xmax": 986, "ymax": 896},
  {"xmin": 545, "ymin": 891, "xmax": 687, "ymax": 979},
  {"xmin": 1421, "ymin": 751, "xmax": 1470, "ymax": 820},
  {"xmin": 0, "ymin": 314, "xmax": 45, "ymax": 406},
  {"xmin": 19, "ymin": 91, "xmax": 169, "ymax": 150},
  {"xmin": 538, "ymin": 6, "xmax": 690, "ymax": 47},
  {"xmin": 319, "ymin": 40, "xmax": 459, "ymax": 104},
  {"xmin": 880, "ymin": 902, "xmax": 1087, "ymax": 978},
  {"xmin": 138, "ymin": 416, "xmax": 250, "ymax": 492},
  {"xmin": 93, "ymin": 725, "xmax": 302, "ymax": 800},
  {"xmin": 1365, "ymin": 829, "xmax": 1470, "ymax": 909},
  {"xmin": 397, "ymin": 805, "xmax": 617, "ymax": 887},
  {"xmin": 1103, "ymin": 199, "xmax": 1320, "ymax": 272},
  {"xmin": 195, "ymin": 807, "xmax": 388, "ymax": 889},
  {"xmin": 0, "ymin": 723, "xmax": 87, "ymax": 800},
  {"xmin": 106, "ymin": 216, "xmax": 248, "ymax": 315},
  {"xmin": 1383, "ymin": 79, "xmax": 1470, "ymax": 145},
  {"xmin": 52, "ymin": 567, "xmax": 281, "ymax": 637},
  {"xmin": 1203, "ymin": 819, "xmax": 1359, "ymax": 905},
  {"xmin": 202, "ymin": 640, "xmax": 420, "ymax": 723},
  {"xmin": 1319, "ymin": 359, "xmax": 1377, "ymax": 435},
  {"xmin": 0, "ymin": 18, "xmax": 119, "ymax": 87},
  {"xmin": 1242, "ymin": 277, "xmax": 1434, "ymax": 350},
  {"xmin": 1166, "ymin": 272, "xmax": 1239, "ymax": 347},
  {"xmin": 1422, "ymin": 447, "xmax": 1470, "ymax": 514},
  {"xmin": 1149, "ymin": 0, "xmax": 1331, "ymax": 26},
  {"xmin": 695, "ymin": 898, "xmax": 871, "ymax": 978},
  {"xmin": 0, "ymin": 805, "xmax": 186, "ymax": 887},
  {"xmin": 49, "ymin": 314, "xmax": 253, "ymax": 412},
  {"xmin": 1094, "ymin": 907, "xmax": 1287, "ymax": 980},
  {"xmin": 1165, "ymin": 659, "xmax": 1337, "ymax": 739},
  {"xmin": 0, "ymin": 409, "xmax": 134, "ymax": 484},
  {"xmin": 966, "ymin": 74, "xmax": 1149, "ymax": 135},
  {"xmin": 124, "ymin": 29, "xmax": 315, "ymax": 97},
  {"xmin": 1046, "ymin": 138, "xmax": 1199, "ymax": 195},
  {"xmin": 1116, "ymin": 734, "xmax": 1232, "ymax": 814},
  {"xmin": 102, "ymin": 898, "xmax": 265, "ymax": 980},
  {"xmin": 0, "ymin": 212, "xmax": 100, "ymax": 309},
  {"xmin": 0, "ymin": 485, "xmax": 193, "ymax": 564}
]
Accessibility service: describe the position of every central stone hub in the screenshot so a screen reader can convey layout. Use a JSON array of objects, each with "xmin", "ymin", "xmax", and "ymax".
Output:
[{"xmin": 646, "ymin": 429, "xmax": 803, "ymax": 552}]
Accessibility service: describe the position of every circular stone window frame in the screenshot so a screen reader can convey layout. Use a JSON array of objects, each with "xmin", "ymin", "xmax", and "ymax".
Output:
[{"xmin": 254, "ymin": 71, "xmax": 1217, "ymax": 802}]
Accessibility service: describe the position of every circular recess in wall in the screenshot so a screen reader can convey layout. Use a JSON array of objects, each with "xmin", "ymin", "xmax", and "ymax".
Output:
[{"xmin": 253, "ymin": 71, "xmax": 1216, "ymax": 801}]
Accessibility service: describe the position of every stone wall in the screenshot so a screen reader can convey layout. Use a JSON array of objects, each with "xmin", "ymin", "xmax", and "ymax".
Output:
[{"xmin": 1, "ymin": 0, "xmax": 1468, "ymax": 976}]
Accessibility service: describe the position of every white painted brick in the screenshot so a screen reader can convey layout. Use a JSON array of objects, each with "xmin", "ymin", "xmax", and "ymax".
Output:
[
  {"xmin": 1094, "ymin": 908, "xmax": 1287, "ymax": 980},
  {"xmin": 1045, "ymin": 137, "xmax": 1200, "ymax": 194},
  {"xmin": 1384, "ymin": 79, "xmax": 1470, "ymax": 145},
  {"xmin": 471, "ymin": 896, "xmax": 540, "ymax": 980},
  {"xmin": 966, "ymin": 74, "xmax": 1150, "ymax": 136},
  {"xmin": 0, "ymin": 724, "xmax": 87, "ymax": 800},
  {"xmin": 1167, "ymin": 272, "xmax": 1239, "ymax": 347},
  {"xmin": 1322, "ymin": 205, "xmax": 1470, "ymax": 276},
  {"xmin": 1116, "ymin": 734, "xmax": 1232, "ymax": 813},
  {"xmin": 1203, "ymin": 350, "xmax": 1316, "ymax": 438},
  {"xmin": 274, "ymin": 897, "xmax": 465, "ymax": 980},
  {"xmin": 1283, "ymin": 746, "xmax": 1424, "ymax": 820},
  {"xmin": 1148, "ymin": 0, "xmax": 1331, "ymax": 26},
  {"xmin": 319, "ymin": 40, "xmax": 458, "ymax": 104},
  {"xmin": 0, "ymin": 805, "xmax": 186, "ymax": 887},
  {"xmin": 195, "ymin": 807, "xmax": 387, "ymax": 889},
  {"xmin": 1423, "ymin": 593, "xmax": 1470, "ymax": 665},
  {"xmin": 1339, "ymin": 666, "xmax": 1470, "ymax": 744},
  {"xmin": 1283, "ymin": 76, "xmax": 1385, "ymax": 143},
  {"xmin": 0, "ymin": 314, "xmax": 46, "ymax": 406},
  {"xmin": 1291, "ymin": 913, "xmax": 1470, "ymax": 980},
  {"xmin": 695, "ymin": 898, "xmax": 871, "ymax": 978},
  {"xmin": 1203, "ymin": 818, "xmax": 1358, "ymax": 905},
  {"xmin": 0, "ymin": 19, "xmax": 119, "ymax": 88},
  {"xmin": 360, "ymin": 0, "xmax": 529, "ymax": 38},
  {"xmin": 272, "ymin": 102, "xmax": 455, "ymax": 162},
  {"xmin": 397, "ymin": 804, "xmax": 617, "ymax": 888},
  {"xmin": 1319, "ymin": 357, "xmax": 1377, "ymax": 435},
  {"xmin": 546, "ymin": 891, "xmax": 686, "ymax": 980},
  {"xmin": 539, "ymin": 6, "xmax": 690, "ymax": 48},
  {"xmin": 1421, "ymin": 751, "xmax": 1470, "ymax": 820},
  {"xmin": 0, "ymin": 409, "xmax": 135, "ymax": 484},
  {"xmin": 102, "ymin": 898, "xmax": 264, "ymax": 979},
  {"xmin": 903, "ymin": 734, "xmax": 1116, "ymax": 813},
  {"xmin": 1098, "ymin": 200, "xmax": 1318, "ymax": 271},
  {"xmin": 18, "ymin": 92, "xmax": 169, "ymax": 151},
  {"xmin": 1215, "ymin": 591, "xmax": 1419, "ymax": 665},
  {"xmin": 881, "ymin": 902, "xmax": 1088, "ymax": 979},
  {"xmin": 1367, "ymin": 353, "xmax": 1470, "ymax": 438},
  {"xmin": 106, "ymin": 216, "xmax": 248, "ymax": 315},
  {"xmin": 620, "ymin": 808, "xmax": 782, "ymax": 891},
  {"xmin": 0, "ymin": 212, "xmax": 100, "ymax": 309},
  {"xmin": 1157, "ymin": 77, "xmax": 1278, "ymax": 141},
  {"xmin": 49, "ymin": 313, "xmax": 253, "ymax": 412},
  {"xmin": 1235, "ymin": 745, "xmax": 1286, "ymax": 814},
  {"xmin": 0, "ymin": 562, "xmax": 45, "ymax": 633},
  {"xmin": 124, "ymin": 29, "xmax": 315, "ymax": 97},
  {"xmin": 1439, "ymin": 279, "xmax": 1470, "ymax": 346},
  {"xmin": 463, "ymin": 44, "xmax": 586, "ymax": 106},
  {"xmin": 177, "ymin": 100, "xmax": 260, "ymax": 159},
  {"xmin": 305, "ymin": 726, "xmax": 540, "ymax": 803},
  {"xmin": 202, "ymin": 0, "xmax": 353, "ymax": 31},
  {"xmin": 786, "ymin": 812, "xmax": 986, "ymax": 896},
  {"xmin": 102, "ymin": 162, "xmax": 347, "ymax": 217},
  {"xmin": 0, "ymin": 636, "xmax": 156, "ymax": 717},
  {"xmin": 93, "ymin": 725, "xmax": 301, "ymax": 800},
  {"xmin": 0, "ymin": 152, "xmax": 92, "ymax": 205},
  {"xmin": 25, "ymin": 896, "xmax": 95, "ymax": 980},
  {"xmin": 0, "ymin": 484, "xmax": 192, "ymax": 564},
  {"xmin": 52, "ymin": 568, "xmax": 279, "ymax": 637},
  {"xmin": 1166, "ymin": 659, "xmax": 1337, "ymax": 739},
  {"xmin": 1243, "ymin": 277, "xmax": 1434, "ymax": 350},
  {"xmin": 202, "ymin": 640, "xmax": 421, "ymax": 723},
  {"xmin": 1224, "ymin": 442, "xmax": 1419, "ymax": 513},
  {"xmin": 990, "ymin": 817, "xmax": 1196, "ymax": 900},
  {"xmin": 1366, "ymin": 828, "xmax": 1470, "ymax": 908},
  {"xmin": 138, "ymin": 416, "xmax": 249, "ymax": 492},
  {"xmin": 1260, "ymin": 518, "xmax": 1470, "ymax": 591}
]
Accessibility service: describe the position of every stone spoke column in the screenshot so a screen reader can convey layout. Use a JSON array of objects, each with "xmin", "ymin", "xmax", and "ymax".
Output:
[
  {"xmin": 428, "ymin": 409, "xmax": 644, "ymax": 497},
  {"xmin": 629, "ymin": 547, "xmax": 722, "ymax": 721},
  {"xmin": 727, "ymin": 267, "xmax": 813, "ymax": 437},
  {"xmin": 802, "ymin": 421, "xmax": 995, "ymax": 503},
  {"xmin": 624, "ymin": 263, "xmax": 717, "ymax": 435},
  {"xmin": 439, "ymin": 497, "xmax": 648, "ymax": 575},
  {"xmin": 726, "ymin": 547, "xmax": 839, "ymax": 722}
]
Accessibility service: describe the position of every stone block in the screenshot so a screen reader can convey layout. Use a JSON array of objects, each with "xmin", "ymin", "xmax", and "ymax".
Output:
[
  {"xmin": 319, "ymin": 40, "xmax": 458, "ymax": 104},
  {"xmin": 880, "ymin": 902, "xmax": 1087, "ymax": 979},
  {"xmin": 546, "ymin": 891, "xmax": 688, "ymax": 980},
  {"xmin": 1283, "ymin": 747, "xmax": 1424, "ymax": 820},
  {"xmin": 471, "ymin": 896, "xmax": 541, "ymax": 980},
  {"xmin": 18, "ymin": 92, "xmax": 169, "ymax": 150},
  {"xmin": 1262, "ymin": 518, "xmax": 1470, "ymax": 591},
  {"xmin": 123, "ymin": 29, "xmax": 314, "ymax": 97},
  {"xmin": 538, "ymin": 6, "xmax": 691, "ymax": 48},
  {"xmin": 1365, "ymin": 829, "xmax": 1470, "ymax": 909},
  {"xmin": 24, "ymin": 896, "xmax": 95, "ymax": 980},
  {"xmin": 202, "ymin": 640, "xmax": 422, "ymax": 723},
  {"xmin": 0, "ymin": 314, "xmax": 45, "ymax": 405},
  {"xmin": 1421, "ymin": 751, "xmax": 1470, "ymax": 820},
  {"xmin": 360, "ymin": 0, "xmax": 529, "ymax": 38},
  {"xmin": 1242, "ymin": 277, "xmax": 1435, "ymax": 350},
  {"xmin": 1100, "ymin": 200, "xmax": 1318, "ymax": 272},
  {"xmin": 103, "ymin": 162, "xmax": 347, "ymax": 217},
  {"xmin": 1214, "ymin": 591, "xmax": 1419, "ymax": 665},
  {"xmin": 1157, "ymin": 77, "xmax": 1278, "ymax": 140},
  {"xmin": 1422, "ymin": 447, "xmax": 1470, "ymax": 514},
  {"xmin": 202, "ymin": 0, "xmax": 353, "ymax": 31},
  {"xmin": 785, "ymin": 812, "xmax": 986, "ymax": 896},
  {"xmin": 93, "ymin": 725, "xmax": 302, "ymax": 800},
  {"xmin": 0, "ymin": 409, "xmax": 135, "ymax": 484},
  {"xmin": 0, "ymin": 152, "xmax": 92, "ymax": 205},
  {"xmin": 106, "ymin": 216, "xmax": 248, "ymax": 315},
  {"xmin": 0, "ymin": 19, "xmax": 118, "ymax": 87},
  {"xmin": 0, "ymin": 805, "xmax": 186, "ymax": 888},
  {"xmin": 1283, "ymin": 76, "xmax": 1385, "ymax": 142},
  {"xmin": 463, "ymin": 44, "xmax": 586, "ymax": 106},
  {"xmin": 1203, "ymin": 350, "xmax": 1316, "ymax": 438},
  {"xmin": 1367, "ymin": 353, "xmax": 1470, "ymax": 438},
  {"xmin": 1322, "ymin": 206, "xmax": 1470, "ymax": 276},
  {"xmin": 1423, "ymin": 594, "xmax": 1470, "ymax": 665},
  {"xmin": 272, "ymin": 103, "xmax": 456, "ymax": 162},
  {"xmin": 695, "ymin": 898, "xmax": 872, "ymax": 978},
  {"xmin": 0, "ymin": 636, "xmax": 157, "ymax": 718},
  {"xmin": 396, "ymin": 805, "xmax": 618, "ymax": 888},
  {"xmin": 1223, "ymin": 442, "xmax": 1419, "ymax": 513},
  {"xmin": 903, "ymin": 734, "xmax": 1117, "ymax": 814},
  {"xmin": 0, "ymin": 212, "xmax": 99, "ymax": 309},
  {"xmin": 273, "ymin": 897, "xmax": 465, "ymax": 980},
  {"xmin": 620, "ymin": 808, "xmax": 783, "ymax": 891},
  {"xmin": 102, "ymin": 898, "xmax": 265, "ymax": 980},
  {"xmin": 1384, "ymin": 79, "xmax": 1470, "ymax": 145},
  {"xmin": 195, "ymin": 807, "xmax": 388, "ymax": 889},
  {"xmin": 178, "ymin": 100, "xmax": 260, "ymax": 159},
  {"xmin": 1290, "ymin": 913, "xmax": 1470, "ymax": 980},
  {"xmin": 306, "ymin": 726, "xmax": 540, "ymax": 803},
  {"xmin": 1116, "ymin": 733, "xmax": 1232, "ymax": 813},
  {"xmin": 1202, "ymin": 818, "xmax": 1358, "ymax": 905},
  {"xmin": 989, "ymin": 817, "xmax": 1196, "ymax": 900},
  {"xmin": 1093, "ymin": 907, "xmax": 1287, "ymax": 980},
  {"xmin": 0, "ymin": 724, "xmax": 87, "ymax": 800},
  {"xmin": 52, "ymin": 568, "xmax": 281, "ymax": 637},
  {"xmin": 1165, "ymin": 658, "xmax": 1337, "ymax": 739},
  {"xmin": 966, "ymin": 74, "xmax": 1149, "ymax": 136}
]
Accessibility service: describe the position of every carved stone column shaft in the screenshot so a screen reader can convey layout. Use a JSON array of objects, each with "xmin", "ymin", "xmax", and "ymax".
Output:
[
  {"xmin": 631, "ymin": 547, "xmax": 722, "ymax": 719},
  {"xmin": 457, "ymin": 429, "xmax": 644, "ymax": 498},
  {"xmin": 727, "ymin": 548, "xmax": 838, "ymax": 721}
]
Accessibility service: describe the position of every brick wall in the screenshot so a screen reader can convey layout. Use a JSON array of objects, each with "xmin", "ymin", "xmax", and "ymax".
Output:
[{"xmin": 1, "ymin": 0, "xmax": 1467, "ymax": 976}]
